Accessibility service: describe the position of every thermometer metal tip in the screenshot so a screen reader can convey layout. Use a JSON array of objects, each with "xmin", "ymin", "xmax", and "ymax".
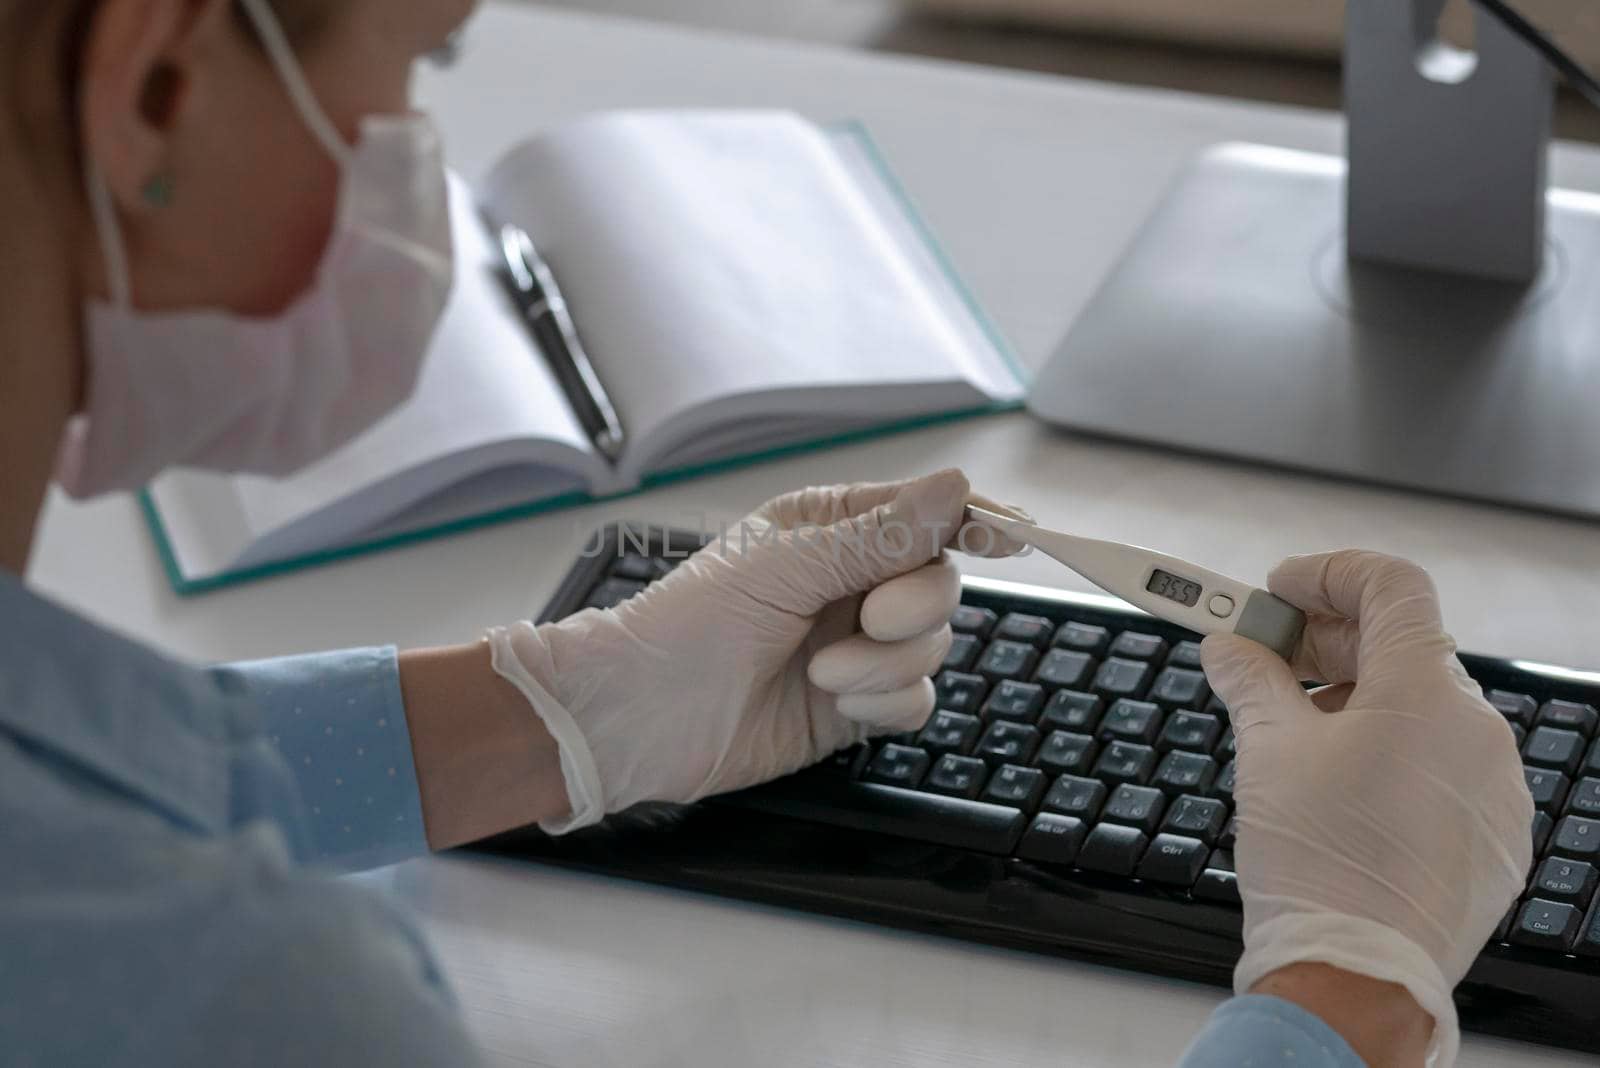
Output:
[{"xmin": 964, "ymin": 505, "xmax": 1306, "ymax": 661}]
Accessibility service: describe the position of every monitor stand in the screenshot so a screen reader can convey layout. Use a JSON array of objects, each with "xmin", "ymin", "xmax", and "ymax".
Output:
[{"xmin": 1028, "ymin": 0, "xmax": 1600, "ymax": 520}]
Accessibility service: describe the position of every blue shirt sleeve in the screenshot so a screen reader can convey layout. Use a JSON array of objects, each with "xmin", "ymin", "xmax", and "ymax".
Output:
[
  {"xmin": 0, "ymin": 575, "xmax": 482, "ymax": 1068},
  {"xmin": 211, "ymin": 647, "xmax": 429, "ymax": 871},
  {"xmin": 1176, "ymin": 996, "xmax": 1368, "ymax": 1068}
]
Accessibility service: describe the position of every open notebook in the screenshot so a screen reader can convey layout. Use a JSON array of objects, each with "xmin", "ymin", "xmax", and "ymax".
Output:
[{"xmin": 144, "ymin": 111, "xmax": 1026, "ymax": 593}]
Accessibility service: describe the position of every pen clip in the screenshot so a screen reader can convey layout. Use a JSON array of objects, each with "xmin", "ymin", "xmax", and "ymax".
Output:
[
  {"xmin": 500, "ymin": 225, "xmax": 567, "ymax": 317},
  {"xmin": 500, "ymin": 225, "xmax": 538, "ymax": 295}
]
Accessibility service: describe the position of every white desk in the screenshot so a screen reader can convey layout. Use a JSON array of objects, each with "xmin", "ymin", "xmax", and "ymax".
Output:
[{"xmin": 28, "ymin": 4, "xmax": 1600, "ymax": 1065}]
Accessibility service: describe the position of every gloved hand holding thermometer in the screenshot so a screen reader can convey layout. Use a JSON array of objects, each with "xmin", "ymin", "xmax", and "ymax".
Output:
[
  {"xmin": 486, "ymin": 470, "xmax": 1023, "ymax": 831},
  {"xmin": 1203, "ymin": 550, "xmax": 1534, "ymax": 1067}
]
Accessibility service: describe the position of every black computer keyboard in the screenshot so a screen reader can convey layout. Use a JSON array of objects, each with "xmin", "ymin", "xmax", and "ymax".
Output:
[{"xmin": 473, "ymin": 525, "xmax": 1600, "ymax": 1054}]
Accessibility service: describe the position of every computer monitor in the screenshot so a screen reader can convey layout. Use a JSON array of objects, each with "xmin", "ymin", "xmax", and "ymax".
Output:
[{"xmin": 1028, "ymin": 0, "xmax": 1600, "ymax": 519}]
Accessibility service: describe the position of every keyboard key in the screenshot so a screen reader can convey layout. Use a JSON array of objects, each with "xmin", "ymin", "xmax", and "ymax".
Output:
[
  {"xmin": 1553, "ymin": 816, "xmax": 1600, "ymax": 860},
  {"xmin": 1584, "ymin": 738, "xmax": 1600, "ymax": 778},
  {"xmin": 1211, "ymin": 760, "xmax": 1238, "ymax": 802},
  {"xmin": 1218, "ymin": 817, "xmax": 1240, "ymax": 850},
  {"xmin": 982, "ymin": 680, "xmax": 1045, "ymax": 723},
  {"xmin": 1167, "ymin": 641, "xmax": 1205, "ymax": 670},
  {"xmin": 1017, "ymin": 813, "xmax": 1088, "ymax": 865},
  {"xmin": 818, "ymin": 744, "xmax": 871, "ymax": 782},
  {"xmin": 1042, "ymin": 774, "xmax": 1107, "ymax": 820},
  {"xmin": 917, "ymin": 710, "xmax": 982, "ymax": 758},
  {"xmin": 1579, "ymin": 902, "xmax": 1600, "ymax": 957},
  {"xmin": 923, "ymin": 754, "xmax": 988, "ymax": 800},
  {"xmin": 983, "ymin": 765, "xmax": 1048, "ymax": 811},
  {"xmin": 1110, "ymin": 632, "xmax": 1168, "ymax": 661},
  {"xmin": 610, "ymin": 554, "xmax": 657, "ymax": 581},
  {"xmin": 977, "ymin": 640, "xmax": 1039, "ymax": 684},
  {"xmin": 1036, "ymin": 731, "xmax": 1098, "ymax": 777},
  {"xmin": 1148, "ymin": 667, "xmax": 1211, "ymax": 711},
  {"xmin": 1103, "ymin": 784, "xmax": 1166, "ymax": 835},
  {"xmin": 585, "ymin": 577, "xmax": 646, "ymax": 609},
  {"xmin": 1204, "ymin": 694, "xmax": 1230, "ymax": 721},
  {"xmin": 1153, "ymin": 751, "xmax": 1219, "ymax": 797},
  {"xmin": 1162, "ymin": 796, "xmax": 1230, "ymax": 845},
  {"xmin": 1137, "ymin": 834, "xmax": 1209, "ymax": 887},
  {"xmin": 935, "ymin": 671, "xmax": 987, "ymax": 716},
  {"xmin": 1158, "ymin": 710, "xmax": 1223, "ymax": 753},
  {"xmin": 974, "ymin": 721, "xmax": 1041, "ymax": 767},
  {"xmin": 1194, "ymin": 850, "xmax": 1241, "ymax": 905},
  {"xmin": 1486, "ymin": 689, "xmax": 1538, "ymax": 728},
  {"xmin": 950, "ymin": 605, "xmax": 998, "ymax": 639},
  {"xmin": 1040, "ymin": 690, "xmax": 1104, "ymax": 734},
  {"xmin": 1534, "ymin": 811, "xmax": 1554, "ymax": 855},
  {"xmin": 1077, "ymin": 823, "xmax": 1148, "ymax": 876},
  {"xmin": 1512, "ymin": 723, "xmax": 1527, "ymax": 748},
  {"xmin": 1568, "ymin": 777, "xmax": 1600, "ymax": 817},
  {"xmin": 1214, "ymin": 727, "xmax": 1237, "ymax": 762},
  {"xmin": 1525, "ymin": 767, "xmax": 1571, "ymax": 813},
  {"xmin": 1539, "ymin": 699, "xmax": 1599, "ymax": 737},
  {"xmin": 995, "ymin": 612, "xmax": 1054, "ymax": 648},
  {"xmin": 1094, "ymin": 741, "xmax": 1158, "ymax": 787},
  {"xmin": 1053, "ymin": 621, "xmax": 1109, "ymax": 655},
  {"xmin": 943, "ymin": 633, "xmax": 981, "ymax": 672},
  {"xmin": 864, "ymin": 744, "xmax": 931, "ymax": 788},
  {"xmin": 1532, "ymin": 857, "xmax": 1598, "ymax": 907},
  {"xmin": 1033, "ymin": 649, "xmax": 1096, "ymax": 691},
  {"xmin": 1091, "ymin": 657, "xmax": 1153, "ymax": 700},
  {"xmin": 1525, "ymin": 727, "xmax": 1586, "ymax": 775},
  {"xmin": 1099, "ymin": 699, "xmax": 1164, "ymax": 746},
  {"xmin": 1512, "ymin": 898, "xmax": 1581, "ymax": 952}
]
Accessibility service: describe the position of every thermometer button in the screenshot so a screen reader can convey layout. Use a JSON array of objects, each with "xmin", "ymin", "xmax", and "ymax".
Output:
[{"xmin": 1207, "ymin": 594, "xmax": 1236, "ymax": 619}]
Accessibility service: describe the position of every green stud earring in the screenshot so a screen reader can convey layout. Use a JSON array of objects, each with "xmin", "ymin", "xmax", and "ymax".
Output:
[{"xmin": 141, "ymin": 172, "xmax": 174, "ymax": 208}]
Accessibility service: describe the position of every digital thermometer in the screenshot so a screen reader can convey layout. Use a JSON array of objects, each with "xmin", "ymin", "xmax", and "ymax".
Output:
[{"xmin": 965, "ymin": 506, "xmax": 1306, "ymax": 660}]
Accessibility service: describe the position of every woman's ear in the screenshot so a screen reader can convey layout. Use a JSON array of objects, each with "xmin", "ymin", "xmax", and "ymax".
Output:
[{"xmin": 77, "ymin": 0, "xmax": 231, "ymax": 215}]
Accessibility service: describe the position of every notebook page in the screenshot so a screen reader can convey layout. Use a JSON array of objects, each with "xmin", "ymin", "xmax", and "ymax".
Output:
[
  {"xmin": 828, "ymin": 126, "xmax": 1025, "ymax": 405},
  {"xmin": 219, "ymin": 174, "xmax": 604, "ymax": 553},
  {"xmin": 480, "ymin": 111, "xmax": 1019, "ymax": 479}
]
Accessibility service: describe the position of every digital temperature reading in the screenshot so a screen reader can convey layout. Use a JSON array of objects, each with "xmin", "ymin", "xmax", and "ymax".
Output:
[{"xmin": 1146, "ymin": 568, "xmax": 1202, "ymax": 608}]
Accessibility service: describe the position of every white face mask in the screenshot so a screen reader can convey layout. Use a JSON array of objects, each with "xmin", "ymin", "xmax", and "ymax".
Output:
[{"xmin": 56, "ymin": 0, "xmax": 455, "ymax": 499}]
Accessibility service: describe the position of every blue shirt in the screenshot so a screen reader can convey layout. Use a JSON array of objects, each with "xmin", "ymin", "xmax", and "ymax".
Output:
[{"xmin": 0, "ymin": 573, "xmax": 1364, "ymax": 1067}]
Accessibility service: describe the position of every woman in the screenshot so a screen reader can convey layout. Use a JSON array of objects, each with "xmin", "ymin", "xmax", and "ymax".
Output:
[{"xmin": 0, "ymin": 2, "xmax": 1532, "ymax": 1065}]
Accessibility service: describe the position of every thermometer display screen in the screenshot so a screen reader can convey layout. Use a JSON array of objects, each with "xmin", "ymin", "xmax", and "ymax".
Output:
[{"xmin": 1147, "ymin": 569, "xmax": 1202, "ymax": 608}]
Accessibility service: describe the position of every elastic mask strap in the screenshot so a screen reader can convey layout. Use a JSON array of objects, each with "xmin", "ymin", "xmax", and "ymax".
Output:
[
  {"xmin": 85, "ymin": 160, "xmax": 133, "ymax": 309},
  {"xmin": 235, "ymin": 0, "xmax": 354, "ymax": 168}
]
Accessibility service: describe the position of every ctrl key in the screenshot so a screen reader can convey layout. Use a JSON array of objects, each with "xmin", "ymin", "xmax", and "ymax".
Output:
[
  {"xmin": 1017, "ymin": 814, "xmax": 1088, "ymax": 866},
  {"xmin": 1511, "ymin": 898, "xmax": 1581, "ymax": 952},
  {"xmin": 1136, "ymin": 834, "xmax": 1208, "ymax": 887}
]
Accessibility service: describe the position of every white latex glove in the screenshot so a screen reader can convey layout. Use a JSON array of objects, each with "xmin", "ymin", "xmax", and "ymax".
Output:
[
  {"xmin": 1201, "ymin": 550, "xmax": 1534, "ymax": 1067},
  {"xmin": 487, "ymin": 470, "xmax": 1019, "ymax": 834}
]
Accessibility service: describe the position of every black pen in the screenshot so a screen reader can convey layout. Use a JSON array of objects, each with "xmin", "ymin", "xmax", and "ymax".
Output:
[{"xmin": 497, "ymin": 223, "xmax": 626, "ymax": 461}]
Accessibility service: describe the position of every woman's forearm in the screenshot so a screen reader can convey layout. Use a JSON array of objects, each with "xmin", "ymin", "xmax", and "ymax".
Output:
[
  {"xmin": 398, "ymin": 641, "xmax": 571, "ymax": 850},
  {"xmin": 1251, "ymin": 963, "xmax": 1434, "ymax": 1068}
]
